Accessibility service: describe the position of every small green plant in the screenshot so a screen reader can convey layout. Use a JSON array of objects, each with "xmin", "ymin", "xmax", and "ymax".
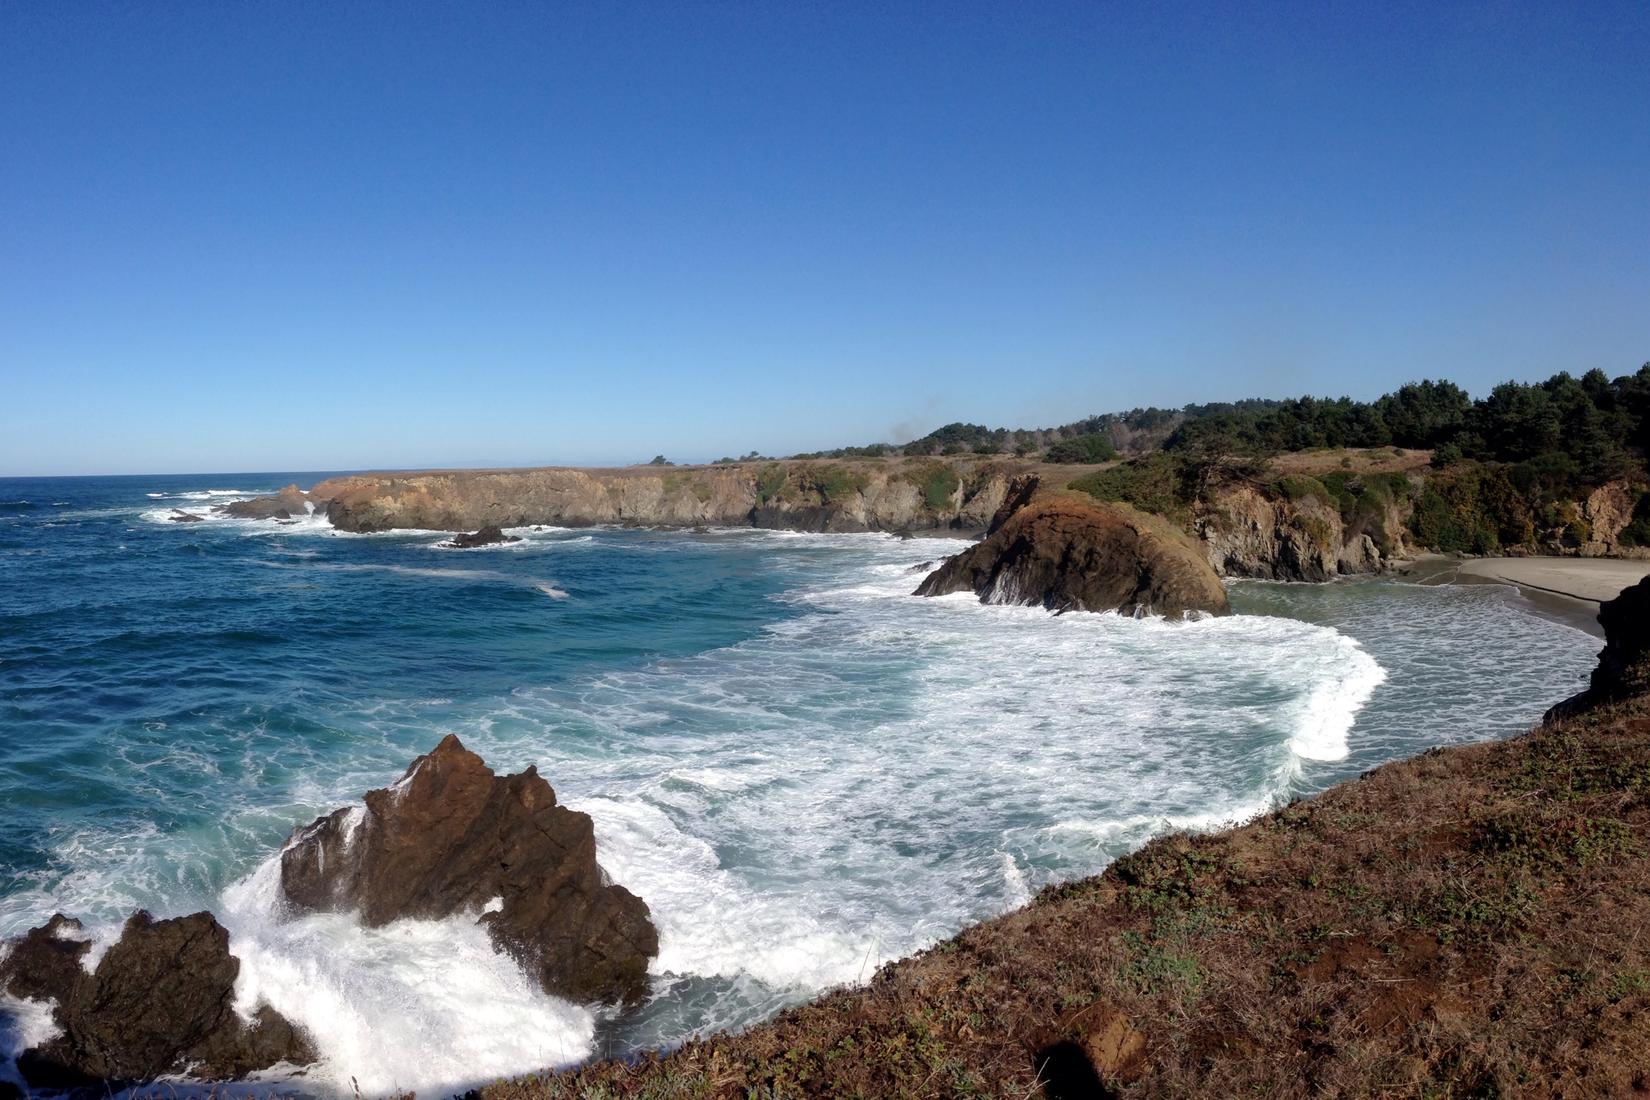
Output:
[
  {"xmin": 902, "ymin": 462, "xmax": 960, "ymax": 510},
  {"xmin": 755, "ymin": 464, "xmax": 788, "ymax": 505}
]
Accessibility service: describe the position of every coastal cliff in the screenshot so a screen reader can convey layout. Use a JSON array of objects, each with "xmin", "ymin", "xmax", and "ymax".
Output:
[
  {"xmin": 486, "ymin": 579, "xmax": 1650, "ymax": 1098},
  {"xmin": 246, "ymin": 452, "xmax": 1648, "ymax": 583},
  {"xmin": 302, "ymin": 458, "xmax": 1424, "ymax": 583},
  {"xmin": 308, "ymin": 459, "xmax": 1028, "ymax": 534}
]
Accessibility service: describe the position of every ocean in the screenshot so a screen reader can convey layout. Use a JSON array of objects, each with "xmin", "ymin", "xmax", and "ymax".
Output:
[{"xmin": 0, "ymin": 473, "xmax": 1600, "ymax": 1095}]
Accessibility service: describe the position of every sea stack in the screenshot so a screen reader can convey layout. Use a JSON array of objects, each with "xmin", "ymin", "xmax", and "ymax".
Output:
[
  {"xmin": 0, "ymin": 911, "xmax": 313, "ymax": 1087},
  {"xmin": 279, "ymin": 734, "xmax": 658, "ymax": 1005},
  {"xmin": 916, "ymin": 490, "xmax": 1231, "ymax": 618}
]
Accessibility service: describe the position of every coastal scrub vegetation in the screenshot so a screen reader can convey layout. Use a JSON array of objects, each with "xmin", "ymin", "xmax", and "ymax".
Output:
[
  {"xmin": 900, "ymin": 460, "xmax": 962, "ymax": 511},
  {"xmin": 800, "ymin": 364, "xmax": 1647, "ymax": 476}
]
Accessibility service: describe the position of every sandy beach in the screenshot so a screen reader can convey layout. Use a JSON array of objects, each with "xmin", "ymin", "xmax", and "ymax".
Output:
[{"xmin": 1402, "ymin": 554, "xmax": 1650, "ymax": 635}]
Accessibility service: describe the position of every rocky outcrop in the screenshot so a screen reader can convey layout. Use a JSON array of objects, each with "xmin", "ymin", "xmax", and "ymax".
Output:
[
  {"xmin": 1194, "ymin": 483, "xmax": 1395, "ymax": 582},
  {"xmin": 915, "ymin": 495, "xmax": 1231, "ymax": 617},
  {"xmin": 280, "ymin": 734, "xmax": 658, "ymax": 1005},
  {"xmin": 1546, "ymin": 576, "xmax": 1650, "ymax": 720},
  {"xmin": 218, "ymin": 483, "xmax": 308, "ymax": 520},
  {"xmin": 168, "ymin": 509, "xmax": 205, "ymax": 523},
  {"xmin": 987, "ymin": 473, "xmax": 1041, "ymax": 534},
  {"xmin": 0, "ymin": 911, "xmax": 312, "ymax": 1087},
  {"xmin": 306, "ymin": 460, "xmax": 1031, "ymax": 535},
  {"xmin": 442, "ymin": 524, "xmax": 522, "ymax": 548}
]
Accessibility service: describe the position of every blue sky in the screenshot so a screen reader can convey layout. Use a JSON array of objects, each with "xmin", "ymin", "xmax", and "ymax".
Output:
[{"xmin": 3, "ymin": 2, "xmax": 1647, "ymax": 475}]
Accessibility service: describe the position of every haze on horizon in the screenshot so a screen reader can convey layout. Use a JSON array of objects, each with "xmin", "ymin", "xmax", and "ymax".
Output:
[{"xmin": 3, "ymin": 2, "xmax": 1647, "ymax": 477}]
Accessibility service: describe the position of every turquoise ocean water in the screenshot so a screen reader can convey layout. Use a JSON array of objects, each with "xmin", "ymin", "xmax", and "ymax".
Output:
[{"xmin": 0, "ymin": 474, "xmax": 1599, "ymax": 1094}]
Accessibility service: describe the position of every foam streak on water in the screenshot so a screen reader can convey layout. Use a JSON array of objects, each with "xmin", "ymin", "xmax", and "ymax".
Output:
[{"xmin": 0, "ymin": 475, "xmax": 1600, "ymax": 1096}]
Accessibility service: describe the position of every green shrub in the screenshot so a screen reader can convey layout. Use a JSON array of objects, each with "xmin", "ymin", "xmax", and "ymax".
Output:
[
  {"xmin": 1068, "ymin": 454, "xmax": 1192, "ymax": 519},
  {"xmin": 755, "ymin": 464, "xmax": 788, "ymax": 505},
  {"xmin": 902, "ymin": 462, "xmax": 961, "ymax": 511},
  {"xmin": 812, "ymin": 466, "xmax": 867, "ymax": 503},
  {"xmin": 1045, "ymin": 433, "xmax": 1117, "ymax": 464},
  {"xmin": 1409, "ymin": 463, "xmax": 1531, "ymax": 553},
  {"xmin": 1273, "ymin": 475, "xmax": 1331, "ymax": 505},
  {"xmin": 1619, "ymin": 491, "xmax": 1650, "ymax": 547}
]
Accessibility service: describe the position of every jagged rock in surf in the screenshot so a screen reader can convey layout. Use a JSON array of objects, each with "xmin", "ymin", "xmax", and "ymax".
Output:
[
  {"xmin": 443, "ymin": 524, "xmax": 522, "ymax": 548},
  {"xmin": 168, "ymin": 509, "xmax": 206, "ymax": 522},
  {"xmin": 0, "ymin": 910, "xmax": 313, "ymax": 1087},
  {"xmin": 1546, "ymin": 575, "xmax": 1650, "ymax": 721},
  {"xmin": 279, "ymin": 734, "xmax": 658, "ymax": 1005},
  {"xmin": 915, "ymin": 494, "xmax": 1231, "ymax": 618},
  {"xmin": 217, "ymin": 483, "xmax": 309, "ymax": 520}
]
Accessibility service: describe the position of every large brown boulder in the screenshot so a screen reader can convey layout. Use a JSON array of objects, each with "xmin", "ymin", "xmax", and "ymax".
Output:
[
  {"xmin": 217, "ymin": 483, "xmax": 308, "ymax": 520},
  {"xmin": 279, "ymin": 735, "xmax": 658, "ymax": 1005},
  {"xmin": 0, "ymin": 911, "xmax": 312, "ymax": 1087},
  {"xmin": 1546, "ymin": 576, "xmax": 1650, "ymax": 720},
  {"xmin": 916, "ymin": 494, "xmax": 1231, "ymax": 617}
]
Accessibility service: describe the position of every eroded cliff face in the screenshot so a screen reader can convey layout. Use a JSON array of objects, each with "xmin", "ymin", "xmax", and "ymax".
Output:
[
  {"xmin": 255, "ymin": 462, "xmax": 1644, "ymax": 581},
  {"xmin": 1194, "ymin": 483, "xmax": 1400, "ymax": 582},
  {"xmin": 308, "ymin": 460, "xmax": 1026, "ymax": 535}
]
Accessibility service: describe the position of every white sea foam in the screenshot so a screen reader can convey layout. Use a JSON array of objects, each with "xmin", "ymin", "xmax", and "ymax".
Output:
[
  {"xmin": 218, "ymin": 860, "xmax": 596, "ymax": 1096},
  {"xmin": 0, "ymin": 992, "xmax": 60, "ymax": 1074},
  {"xmin": 7, "ymin": 527, "xmax": 1501, "ymax": 1097}
]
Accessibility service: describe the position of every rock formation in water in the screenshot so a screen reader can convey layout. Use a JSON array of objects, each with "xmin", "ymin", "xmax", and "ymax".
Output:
[
  {"xmin": 443, "ymin": 524, "xmax": 522, "ymax": 548},
  {"xmin": 279, "ymin": 734, "xmax": 658, "ymax": 1005},
  {"xmin": 915, "ymin": 494, "xmax": 1231, "ymax": 617},
  {"xmin": 218, "ymin": 483, "xmax": 309, "ymax": 520},
  {"xmin": 168, "ymin": 509, "xmax": 206, "ymax": 522},
  {"xmin": 0, "ymin": 911, "xmax": 312, "ymax": 1087},
  {"xmin": 1546, "ymin": 575, "xmax": 1650, "ymax": 721}
]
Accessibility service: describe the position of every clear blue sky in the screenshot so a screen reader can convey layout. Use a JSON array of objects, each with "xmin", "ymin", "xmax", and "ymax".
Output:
[{"xmin": 3, "ymin": 2, "xmax": 1647, "ymax": 475}]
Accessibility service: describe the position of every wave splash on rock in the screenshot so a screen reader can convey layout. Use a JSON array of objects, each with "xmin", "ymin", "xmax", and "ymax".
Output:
[{"xmin": 279, "ymin": 733, "xmax": 658, "ymax": 1006}]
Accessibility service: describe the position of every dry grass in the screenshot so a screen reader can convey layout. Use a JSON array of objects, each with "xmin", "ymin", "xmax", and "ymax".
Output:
[
  {"xmin": 1268, "ymin": 448, "xmax": 1435, "ymax": 477},
  {"xmin": 480, "ymin": 695, "xmax": 1650, "ymax": 1099}
]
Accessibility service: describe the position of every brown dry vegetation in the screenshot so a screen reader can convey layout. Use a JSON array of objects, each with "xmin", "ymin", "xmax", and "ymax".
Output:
[
  {"xmin": 481, "ymin": 688, "xmax": 1650, "ymax": 1100},
  {"xmin": 1267, "ymin": 448, "xmax": 1436, "ymax": 478}
]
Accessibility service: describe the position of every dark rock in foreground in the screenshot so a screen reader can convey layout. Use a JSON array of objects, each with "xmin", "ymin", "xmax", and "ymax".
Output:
[
  {"xmin": 443, "ymin": 524, "xmax": 523, "ymax": 548},
  {"xmin": 217, "ymin": 483, "xmax": 309, "ymax": 520},
  {"xmin": 1546, "ymin": 575, "xmax": 1650, "ymax": 720},
  {"xmin": 915, "ymin": 494, "xmax": 1231, "ymax": 617},
  {"xmin": 0, "ymin": 910, "xmax": 312, "ymax": 1087},
  {"xmin": 280, "ymin": 734, "xmax": 658, "ymax": 1004}
]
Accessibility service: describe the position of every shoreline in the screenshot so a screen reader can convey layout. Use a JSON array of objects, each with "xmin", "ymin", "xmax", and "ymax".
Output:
[{"xmin": 1396, "ymin": 554, "xmax": 1650, "ymax": 637}]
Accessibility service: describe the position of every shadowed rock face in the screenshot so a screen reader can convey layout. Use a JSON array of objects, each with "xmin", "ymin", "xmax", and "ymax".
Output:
[
  {"xmin": 218, "ymin": 483, "xmax": 308, "ymax": 520},
  {"xmin": 915, "ymin": 495, "xmax": 1231, "ymax": 618},
  {"xmin": 279, "ymin": 734, "xmax": 658, "ymax": 1005},
  {"xmin": 0, "ymin": 911, "xmax": 312, "ymax": 1087},
  {"xmin": 1547, "ymin": 576, "xmax": 1650, "ymax": 720},
  {"xmin": 443, "ymin": 524, "xmax": 521, "ymax": 548}
]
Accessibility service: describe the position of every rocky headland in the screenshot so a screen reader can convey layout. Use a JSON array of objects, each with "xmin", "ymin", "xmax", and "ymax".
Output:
[{"xmin": 216, "ymin": 451, "xmax": 1647, "ymax": 586}]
